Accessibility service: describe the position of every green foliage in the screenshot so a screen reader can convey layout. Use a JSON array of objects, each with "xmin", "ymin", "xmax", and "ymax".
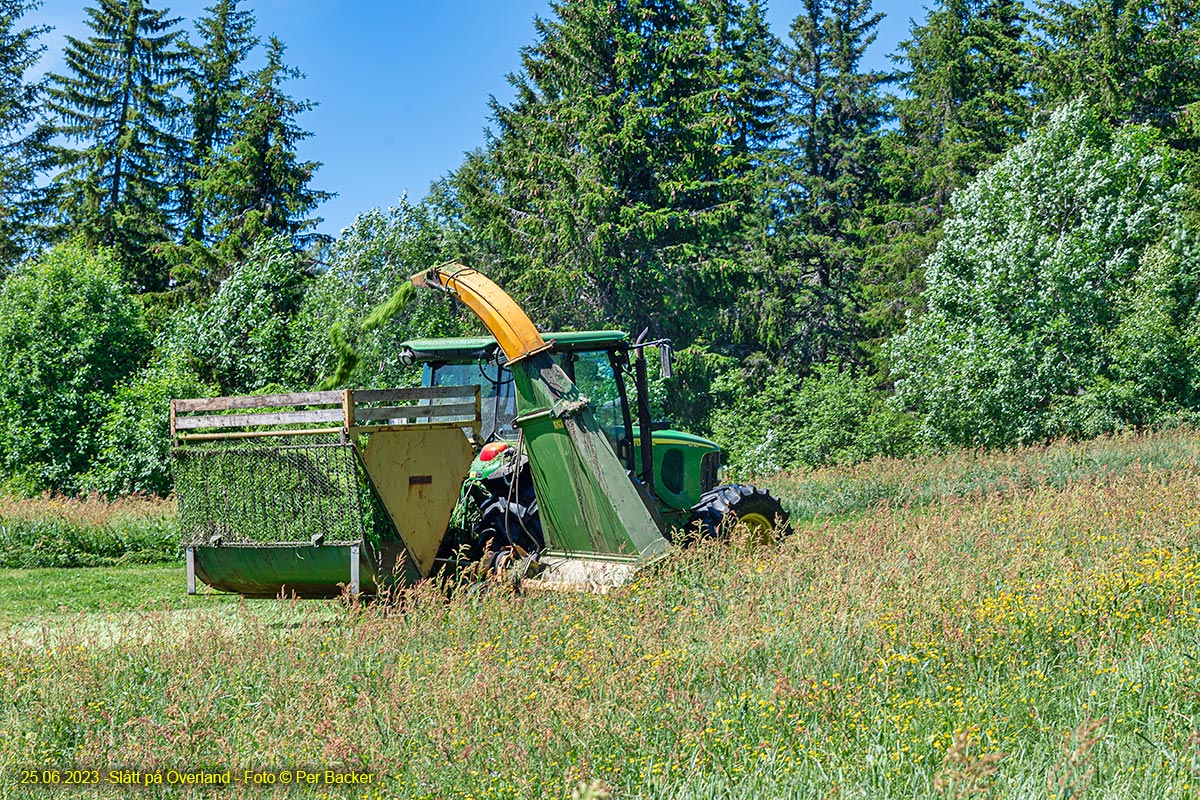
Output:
[
  {"xmin": 179, "ymin": 235, "xmax": 311, "ymax": 394},
  {"xmin": 1033, "ymin": 0, "xmax": 1200, "ymax": 128},
  {"xmin": 0, "ymin": 241, "xmax": 150, "ymax": 494},
  {"xmin": 289, "ymin": 199, "xmax": 460, "ymax": 389},
  {"xmin": 44, "ymin": 0, "xmax": 185, "ymax": 292},
  {"xmin": 712, "ymin": 360, "xmax": 917, "ymax": 475},
  {"xmin": 891, "ymin": 101, "xmax": 1197, "ymax": 448},
  {"xmin": 0, "ymin": 0, "xmax": 53, "ymax": 270},
  {"xmin": 891, "ymin": 0, "xmax": 1030, "ymax": 214},
  {"xmin": 193, "ymin": 36, "xmax": 329, "ymax": 255},
  {"xmin": 7, "ymin": 0, "xmax": 1200, "ymax": 493},
  {"xmin": 315, "ymin": 284, "xmax": 417, "ymax": 391},
  {"xmin": 434, "ymin": 0, "xmax": 780, "ymax": 345},
  {"xmin": 749, "ymin": 0, "xmax": 889, "ymax": 369},
  {"xmin": 859, "ymin": 1, "xmax": 1030, "ymax": 366},
  {"xmin": 177, "ymin": 0, "xmax": 258, "ymax": 244},
  {"xmin": 83, "ymin": 361, "xmax": 216, "ymax": 497},
  {"xmin": 657, "ymin": 344, "xmax": 738, "ymax": 436}
]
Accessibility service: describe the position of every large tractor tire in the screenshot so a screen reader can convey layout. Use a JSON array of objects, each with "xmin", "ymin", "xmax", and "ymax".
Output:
[
  {"xmin": 474, "ymin": 495, "xmax": 544, "ymax": 558},
  {"xmin": 470, "ymin": 454, "xmax": 544, "ymax": 561},
  {"xmin": 686, "ymin": 484, "xmax": 791, "ymax": 541}
]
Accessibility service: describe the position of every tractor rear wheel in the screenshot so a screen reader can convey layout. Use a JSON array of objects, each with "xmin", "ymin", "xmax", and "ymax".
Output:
[
  {"xmin": 686, "ymin": 484, "xmax": 791, "ymax": 542},
  {"xmin": 474, "ymin": 495, "xmax": 544, "ymax": 560}
]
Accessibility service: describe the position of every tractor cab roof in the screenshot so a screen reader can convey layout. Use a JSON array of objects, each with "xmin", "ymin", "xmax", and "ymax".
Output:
[{"xmin": 400, "ymin": 330, "xmax": 629, "ymax": 364}]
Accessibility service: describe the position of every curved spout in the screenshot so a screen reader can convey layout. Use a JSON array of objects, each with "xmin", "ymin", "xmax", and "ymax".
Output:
[{"xmin": 410, "ymin": 263, "xmax": 552, "ymax": 364}]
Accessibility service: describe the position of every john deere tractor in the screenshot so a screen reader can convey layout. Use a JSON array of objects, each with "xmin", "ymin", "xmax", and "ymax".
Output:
[
  {"xmin": 400, "ymin": 328, "xmax": 790, "ymax": 564},
  {"xmin": 171, "ymin": 263, "xmax": 788, "ymax": 595}
]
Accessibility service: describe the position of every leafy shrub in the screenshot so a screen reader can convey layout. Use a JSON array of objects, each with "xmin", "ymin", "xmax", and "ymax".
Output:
[
  {"xmin": 83, "ymin": 361, "xmax": 217, "ymax": 497},
  {"xmin": 890, "ymin": 101, "xmax": 1200, "ymax": 447},
  {"xmin": 181, "ymin": 235, "xmax": 312, "ymax": 394},
  {"xmin": 712, "ymin": 360, "xmax": 918, "ymax": 475},
  {"xmin": 0, "ymin": 241, "xmax": 150, "ymax": 495}
]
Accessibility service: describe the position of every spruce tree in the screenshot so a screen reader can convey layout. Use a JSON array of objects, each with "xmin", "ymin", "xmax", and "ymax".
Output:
[
  {"xmin": 759, "ymin": 0, "xmax": 888, "ymax": 367},
  {"xmin": 193, "ymin": 36, "xmax": 329, "ymax": 258},
  {"xmin": 180, "ymin": 0, "xmax": 257, "ymax": 243},
  {"xmin": 891, "ymin": 0, "xmax": 1029, "ymax": 215},
  {"xmin": 438, "ymin": 0, "xmax": 780, "ymax": 344},
  {"xmin": 1033, "ymin": 0, "xmax": 1200, "ymax": 128},
  {"xmin": 0, "ymin": 0, "xmax": 51, "ymax": 271},
  {"xmin": 45, "ymin": 0, "xmax": 185, "ymax": 291},
  {"xmin": 860, "ymin": 0, "xmax": 1029, "ymax": 363}
]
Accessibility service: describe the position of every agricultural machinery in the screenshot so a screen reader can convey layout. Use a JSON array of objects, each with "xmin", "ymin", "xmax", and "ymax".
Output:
[{"xmin": 171, "ymin": 263, "xmax": 788, "ymax": 596}]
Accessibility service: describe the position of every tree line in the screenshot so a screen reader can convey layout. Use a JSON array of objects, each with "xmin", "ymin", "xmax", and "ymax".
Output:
[
  {"xmin": 0, "ymin": 0, "xmax": 325, "ymax": 291},
  {"xmin": 1, "ymin": 0, "xmax": 1199, "ymax": 496}
]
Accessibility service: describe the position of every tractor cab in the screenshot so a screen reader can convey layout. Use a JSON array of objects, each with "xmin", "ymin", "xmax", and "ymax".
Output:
[{"xmin": 398, "ymin": 331, "xmax": 722, "ymax": 515}]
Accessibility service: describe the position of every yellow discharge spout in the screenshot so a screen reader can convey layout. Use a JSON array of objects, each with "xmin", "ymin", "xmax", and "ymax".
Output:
[{"xmin": 410, "ymin": 263, "xmax": 553, "ymax": 364}]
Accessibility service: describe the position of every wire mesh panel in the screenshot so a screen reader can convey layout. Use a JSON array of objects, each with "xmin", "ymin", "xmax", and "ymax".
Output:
[{"xmin": 173, "ymin": 436, "xmax": 382, "ymax": 547}]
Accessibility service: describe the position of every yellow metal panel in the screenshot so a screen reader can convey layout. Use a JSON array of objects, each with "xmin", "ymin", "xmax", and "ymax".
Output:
[
  {"xmin": 410, "ymin": 263, "xmax": 550, "ymax": 363},
  {"xmin": 358, "ymin": 427, "xmax": 474, "ymax": 577}
]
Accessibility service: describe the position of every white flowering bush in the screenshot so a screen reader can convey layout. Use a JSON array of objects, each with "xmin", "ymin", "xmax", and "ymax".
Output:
[{"xmin": 890, "ymin": 100, "xmax": 1200, "ymax": 447}]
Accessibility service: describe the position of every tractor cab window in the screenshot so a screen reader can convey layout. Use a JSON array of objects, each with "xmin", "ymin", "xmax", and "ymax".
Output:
[
  {"xmin": 563, "ymin": 350, "xmax": 624, "ymax": 435},
  {"xmin": 429, "ymin": 360, "xmax": 517, "ymax": 441}
]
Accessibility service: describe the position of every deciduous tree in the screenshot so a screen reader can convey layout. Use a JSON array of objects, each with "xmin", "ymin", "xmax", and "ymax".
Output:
[
  {"xmin": 0, "ymin": 241, "xmax": 149, "ymax": 494},
  {"xmin": 890, "ymin": 102, "xmax": 1198, "ymax": 448}
]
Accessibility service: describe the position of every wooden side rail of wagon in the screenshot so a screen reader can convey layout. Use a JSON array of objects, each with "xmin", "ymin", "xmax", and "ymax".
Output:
[{"xmin": 169, "ymin": 385, "xmax": 483, "ymax": 442}]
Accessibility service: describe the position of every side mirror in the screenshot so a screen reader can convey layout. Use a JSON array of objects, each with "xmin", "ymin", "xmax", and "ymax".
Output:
[{"xmin": 659, "ymin": 343, "xmax": 673, "ymax": 379}]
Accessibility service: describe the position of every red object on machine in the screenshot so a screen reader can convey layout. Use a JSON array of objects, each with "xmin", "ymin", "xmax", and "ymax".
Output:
[{"xmin": 479, "ymin": 442, "xmax": 510, "ymax": 462}]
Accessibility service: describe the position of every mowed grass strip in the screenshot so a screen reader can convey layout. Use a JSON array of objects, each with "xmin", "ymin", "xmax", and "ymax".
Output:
[
  {"xmin": 0, "ymin": 437, "xmax": 1198, "ymax": 798},
  {"xmin": 0, "ymin": 564, "xmax": 244, "ymax": 627}
]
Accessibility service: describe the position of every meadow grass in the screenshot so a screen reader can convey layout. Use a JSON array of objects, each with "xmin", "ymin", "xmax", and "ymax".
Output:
[
  {"xmin": 764, "ymin": 426, "xmax": 1200, "ymax": 523},
  {"xmin": 1, "ymin": 432, "xmax": 1199, "ymax": 798},
  {"xmin": 0, "ymin": 494, "xmax": 178, "ymax": 568}
]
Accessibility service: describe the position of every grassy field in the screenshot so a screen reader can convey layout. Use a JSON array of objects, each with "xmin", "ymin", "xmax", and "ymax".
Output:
[
  {"xmin": 1, "ymin": 431, "xmax": 1199, "ymax": 798},
  {"xmin": 0, "ymin": 494, "xmax": 177, "ymax": 569}
]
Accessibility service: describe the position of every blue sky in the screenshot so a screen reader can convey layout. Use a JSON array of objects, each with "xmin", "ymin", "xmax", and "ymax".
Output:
[{"xmin": 32, "ymin": 1, "xmax": 925, "ymax": 238}]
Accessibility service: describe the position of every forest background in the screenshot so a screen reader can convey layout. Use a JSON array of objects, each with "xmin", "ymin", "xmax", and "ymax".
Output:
[{"xmin": 1, "ymin": 0, "xmax": 1199, "ymax": 497}]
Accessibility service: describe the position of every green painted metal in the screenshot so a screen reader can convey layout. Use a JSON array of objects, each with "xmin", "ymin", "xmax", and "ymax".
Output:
[
  {"xmin": 426, "ymin": 329, "xmax": 723, "ymax": 514},
  {"xmin": 510, "ymin": 352, "xmax": 668, "ymax": 562},
  {"xmin": 631, "ymin": 428, "xmax": 720, "ymax": 510},
  {"xmin": 191, "ymin": 542, "xmax": 421, "ymax": 598},
  {"xmin": 402, "ymin": 330, "xmax": 629, "ymax": 362}
]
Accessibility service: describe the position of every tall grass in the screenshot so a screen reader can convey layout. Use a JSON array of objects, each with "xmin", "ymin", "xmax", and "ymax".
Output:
[
  {"xmin": 0, "ymin": 494, "xmax": 177, "ymax": 568},
  {"xmin": 764, "ymin": 427, "xmax": 1200, "ymax": 523},
  {"xmin": 1, "ymin": 434, "xmax": 1198, "ymax": 797}
]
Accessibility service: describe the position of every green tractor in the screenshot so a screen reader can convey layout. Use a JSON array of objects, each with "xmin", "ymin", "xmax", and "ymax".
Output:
[
  {"xmin": 399, "ymin": 328, "xmax": 790, "ymax": 564},
  {"xmin": 171, "ymin": 264, "xmax": 788, "ymax": 595}
]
